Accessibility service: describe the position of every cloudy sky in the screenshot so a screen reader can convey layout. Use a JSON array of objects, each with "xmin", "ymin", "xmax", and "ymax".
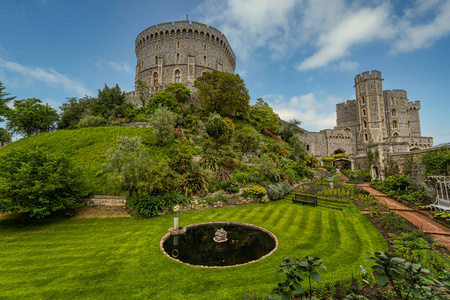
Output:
[{"xmin": 1, "ymin": 0, "xmax": 449, "ymax": 144}]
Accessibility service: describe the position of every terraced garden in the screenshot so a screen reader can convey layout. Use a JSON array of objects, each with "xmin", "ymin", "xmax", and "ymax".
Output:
[{"xmin": 0, "ymin": 195, "xmax": 387, "ymax": 299}]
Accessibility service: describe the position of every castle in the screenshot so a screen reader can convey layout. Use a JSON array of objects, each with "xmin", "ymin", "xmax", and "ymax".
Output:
[
  {"xmin": 127, "ymin": 21, "xmax": 236, "ymax": 106},
  {"xmin": 127, "ymin": 22, "xmax": 433, "ymax": 179},
  {"xmin": 301, "ymin": 70, "xmax": 433, "ymax": 179}
]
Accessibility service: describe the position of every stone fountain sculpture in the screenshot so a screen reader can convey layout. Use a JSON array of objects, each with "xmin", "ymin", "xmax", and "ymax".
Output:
[{"xmin": 213, "ymin": 228, "xmax": 228, "ymax": 243}]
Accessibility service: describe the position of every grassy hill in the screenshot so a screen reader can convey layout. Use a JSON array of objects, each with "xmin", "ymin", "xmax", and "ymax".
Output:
[{"xmin": 0, "ymin": 127, "xmax": 177, "ymax": 194}]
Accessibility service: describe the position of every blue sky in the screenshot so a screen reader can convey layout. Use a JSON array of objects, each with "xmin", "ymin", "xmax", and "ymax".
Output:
[{"xmin": 0, "ymin": 0, "xmax": 449, "ymax": 144}]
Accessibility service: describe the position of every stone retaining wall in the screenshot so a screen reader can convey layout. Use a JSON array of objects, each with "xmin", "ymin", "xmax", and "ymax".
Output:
[{"xmin": 81, "ymin": 195, "xmax": 127, "ymax": 208}]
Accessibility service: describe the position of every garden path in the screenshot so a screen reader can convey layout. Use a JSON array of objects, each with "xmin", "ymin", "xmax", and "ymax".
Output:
[{"xmin": 357, "ymin": 183, "xmax": 450, "ymax": 250}]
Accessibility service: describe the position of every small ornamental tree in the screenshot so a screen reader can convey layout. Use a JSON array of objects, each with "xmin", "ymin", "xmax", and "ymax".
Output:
[
  {"xmin": 205, "ymin": 113, "xmax": 228, "ymax": 146},
  {"xmin": 164, "ymin": 83, "xmax": 191, "ymax": 103},
  {"xmin": 149, "ymin": 105, "xmax": 177, "ymax": 146},
  {"xmin": 249, "ymin": 98, "xmax": 279, "ymax": 134},
  {"xmin": 7, "ymin": 98, "xmax": 59, "ymax": 137},
  {"xmin": 147, "ymin": 91, "xmax": 180, "ymax": 114},
  {"xmin": 235, "ymin": 125, "xmax": 260, "ymax": 155},
  {"xmin": 0, "ymin": 146, "xmax": 87, "ymax": 219}
]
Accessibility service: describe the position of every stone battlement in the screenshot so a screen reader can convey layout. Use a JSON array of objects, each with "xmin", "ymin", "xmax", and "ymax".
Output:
[
  {"xmin": 354, "ymin": 70, "xmax": 383, "ymax": 84},
  {"xmin": 384, "ymin": 89, "xmax": 407, "ymax": 98}
]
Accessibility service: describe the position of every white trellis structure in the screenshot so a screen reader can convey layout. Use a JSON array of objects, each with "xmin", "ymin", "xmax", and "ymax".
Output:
[{"xmin": 429, "ymin": 176, "xmax": 450, "ymax": 211}]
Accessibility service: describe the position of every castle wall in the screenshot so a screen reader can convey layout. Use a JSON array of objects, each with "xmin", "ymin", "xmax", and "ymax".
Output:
[{"xmin": 129, "ymin": 21, "xmax": 236, "ymax": 106}]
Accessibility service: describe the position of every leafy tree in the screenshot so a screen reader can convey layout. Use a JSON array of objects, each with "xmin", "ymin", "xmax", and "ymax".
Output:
[
  {"xmin": 288, "ymin": 135, "xmax": 307, "ymax": 161},
  {"xmin": 259, "ymin": 154, "xmax": 279, "ymax": 182},
  {"xmin": 422, "ymin": 147, "xmax": 450, "ymax": 176},
  {"xmin": 58, "ymin": 96, "xmax": 94, "ymax": 129},
  {"xmin": 194, "ymin": 70, "xmax": 250, "ymax": 116},
  {"xmin": 283, "ymin": 119, "xmax": 304, "ymax": 134},
  {"xmin": 164, "ymin": 83, "xmax": 191, "ymax": 103},
  {"xmin": 0, "ymin": 81, "xmax": 15, "ymax": 122},
  {"xmin": 280, "ymin": 129, "xmax": 294, "ymax": 143},
  {"xmin": 0, "ymin": 146, "xmax": 87, "ymax": 219},
  {"xmin": 0, "ymin": 128, "xmax": 11, "ymax": 145},
  {"xmin": 149, "ymin": 106, "xmax": 177, "ymax": 145},
  {"xmin": 249, "ymin": 98, "xmax": 279, "ymax": 133},
  {"xmin": 205, "ymin": 113, "xmax": 228, "ymax": 146},
  {"xmin": 77, "ymin": 115, "xmax": 107, "ymax": 128},
  {"xmin": 235, "ymin": 125, "xmax": 260, "ymax": 154},
  {"xmin": 135, "ymin": 79, "xmax": 150, "ymax": 107},
  {"xmin": 7, "ymin": 98, "xmax": 59, "ymax": 137},
  {"xmin": 103, "ymin": 136, "xmax": 179, "ymax": 197},
  {"xmin": 91, "ymin": 84, "xmax": 131, "ymax": 120},
  {"xmin": 147, "ymin": 91, "xmax": 180, "ymax": 114}
]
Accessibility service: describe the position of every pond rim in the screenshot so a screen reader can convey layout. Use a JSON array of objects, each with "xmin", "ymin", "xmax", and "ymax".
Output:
[{"xmin": 160, "ymin": 221, "xmax": 279, "ymax": 268}]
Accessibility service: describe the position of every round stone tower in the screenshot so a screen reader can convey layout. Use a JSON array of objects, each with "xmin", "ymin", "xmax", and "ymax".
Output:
[{"xmin": 129, "ymin": 20, "xmax": 236, "ymax": 106}]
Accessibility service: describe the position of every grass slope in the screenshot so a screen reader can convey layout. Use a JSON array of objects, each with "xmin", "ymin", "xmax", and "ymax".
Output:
[
  {"xmin": 0, "ymin": 199, "xmax": 387, "ymax": 299},
  {"xmin": 0, "ymin": 127, "xmax": 174, "ymax": 194}
]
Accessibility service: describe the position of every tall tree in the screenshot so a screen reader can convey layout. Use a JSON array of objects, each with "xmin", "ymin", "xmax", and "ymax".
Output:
[
  {"xmin": 135, "ymin": 80, "xmax": 150, "ymax": 107},
  {"xmin": 147, "ymin": 91, "xmax": 180, "ymax": 114},
  {"xmin": 58, "ymin": 96, "xmax": 94, "ymax": 129},
  {"xmin": 7, "ymin": 98, "xmax": 59, "ymax": 137},
  {"xmin": 249, "ymin": 98, "xmax": 279, "ymax": 133},
  {"xmin": 164, "ymin": 83, "xmax": 191, "ymax": 103},
  {"xmin": 91, "ymin": 84, "xmax": 131, "ymax": 120},
  {"xmin": 0, "ymin": 81, "xmax": 15, "ymax": 122},
  {"xmin": 194, "ymin": 70, "xmax": 250, "ymax": 116}
]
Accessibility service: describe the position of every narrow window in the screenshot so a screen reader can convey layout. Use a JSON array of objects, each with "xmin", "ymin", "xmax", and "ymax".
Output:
[
  {"xmin": 140, "ymin": 60, "xmax": 144, "ymax": 71},
  {"xmin": 175, "ymin": 70, "xmax": 181, "ymax": 83},
  {"xmin": 408, "ymin": 121, "xmax": 410, "ymax": 129},
  {"xmin": 155, "ymin": 56, "xmax": 158, "ymax": 65},
  {"xmin": 391, "ymin": 109, "xmax": 396, "ymax": 116},
  {"xmin": 361, "ymin": 97, "xmax": 365, "ymax": 104},
  {"xmin": 362, "ymin": 109, "xmax": 366, "ymax": 116},
  {"xmin": 382, "ymin": 119, "xmax": 385, "ymax": 128},
  {"xmin": 363, "ymin": 121, "xmax": 367, "ymax": 128},
  {"xmin": 306, "ymin": 145, "xmax": 310, "ymax": 151},
  {"xmin": 203, "ymin": 44, "xmax": 207, "ymax": 51},
  {"xmin": 176, "ymin": 53, "xmax": 180, "ymax": 63},
  {"xmin": 153, "ymin": 72, "xmax": 158, "ymax": 86},
  {"xmin": 203, "ymin": 56, "xmax": 207, "ymax": 65},
  {"xmin": 392, "ymin": 120, "xmax": 398, "ymax": 129},
  {"xmin": 177, "ymin": 41, "xmax": 180, "ymax": 49},
  {"xmin": 364, "ymin": 133, "xmax": 368, "ymax": 142}
]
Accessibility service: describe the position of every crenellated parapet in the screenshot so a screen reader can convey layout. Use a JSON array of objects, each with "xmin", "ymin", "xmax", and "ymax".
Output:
[
  {"xmin": 135, "ymin": 20, "xmax": 236, "ymax": 70},
  {"xmin": 354, "ymin": 70, "xmax": 383, "ymax": 85}
]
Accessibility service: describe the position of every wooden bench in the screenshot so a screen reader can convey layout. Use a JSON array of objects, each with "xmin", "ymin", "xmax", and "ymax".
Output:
[{"xmin": 292, "ymin": 193, "xmax": 317, "ymax": 207}]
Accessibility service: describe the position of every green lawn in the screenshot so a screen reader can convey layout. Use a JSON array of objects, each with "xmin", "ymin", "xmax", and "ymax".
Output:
[{"xmin": 0, "ymin": 198, "xmax": 387, "ymax": 299}]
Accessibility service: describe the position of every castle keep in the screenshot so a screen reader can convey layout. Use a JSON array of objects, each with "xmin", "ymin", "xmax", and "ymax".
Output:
[
  {"xmin": 301, "ymin": 70, "xmax": 433, "ymax": 179},
  {"xmin": 127, "ymin": 21, "xmax": 236, "ymax": 106}
]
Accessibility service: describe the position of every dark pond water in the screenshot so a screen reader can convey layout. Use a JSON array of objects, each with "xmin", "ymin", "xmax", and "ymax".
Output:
[{"xmin": 162, "ymin": 223, "xmax": 276, "ymax": 267}]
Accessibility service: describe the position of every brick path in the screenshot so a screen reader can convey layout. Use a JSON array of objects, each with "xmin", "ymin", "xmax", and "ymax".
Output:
[{"xmin": 357, "ymin": 183, "xmax": 450, "ymax": 250}]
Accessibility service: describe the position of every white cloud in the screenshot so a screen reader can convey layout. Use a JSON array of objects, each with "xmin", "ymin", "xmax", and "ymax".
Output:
[
  {"xmin": 198, "ymin": 0, "xmax": 450, "ymax": 71},
  {"xmin": 266, "ymin": 92, "xmax": 341, "ymax": 132},
  {"xmin": 393, "ymin": 0, "xmax": 450, "ymax": 53},
  {"xmin": 297, "ymin": 4, "xmax": 393, "ymax": 71},
  {"xmin": 337, "ymin": 60, "xmax": 360, "ymax": 71},
  {"xmin": 0, "ymin": 58, "xmax": 92, "ymax": 96},
  {"xmin": 98, "ymin": 59, "xmax": 133, "ymax": 73}
]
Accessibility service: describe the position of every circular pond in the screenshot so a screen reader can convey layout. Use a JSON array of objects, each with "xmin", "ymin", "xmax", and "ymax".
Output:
[{"xmin": 160, "ymin": 222, "xmax": 278, "ymax": 268}]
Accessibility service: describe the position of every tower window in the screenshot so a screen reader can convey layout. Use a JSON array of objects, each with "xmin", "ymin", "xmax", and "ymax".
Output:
[
  {"xmin": 393, "ymin": 132, "xmax": 399, "ymax": 137},
  {"xmin": 203, "ymin": 45, "xmax": 207, "ymax": 51},
  {"xmin": 155, "ymin": 44, "xmax": 158, "ymax": 51},
  {"xmin": 382, "ymin": 119, "xmax": 385, "ymax": 128},
  {"xmin": 364, "ymin": 133, "xmax": 368, "ymax": 142},
  {"xmin": 155, "ymin": 56, "xmax": 158, "ymax": 65},
  {"xmin": 362, "ymin": 109, "xmax": 366, "ymax": 116},
  {"xmin": 363, "ymin": 121, "xmax": 367, "ymax": 128},
  {"xmin": 361, "ymin": 97, "xmax": 365, "ymax": 104},
  {"xmin": 176, "ymin": 53, "xmax": 180, "ymax": 63},
  {"xmin": 203, "ymin": 56, "xmax": 207, "ymax": 65},
  {"xmin": 174, "ymin": 70, "xmax": 181, "ymax": 83},
  {"xmin": 153, "ymin": 72, "xmax": 158, "ymax": 86},
  {"xmin": 392, "ymin": 120, "xmax": 398, "ymax": 129},
  {"xmin": 177, "ymin": 41, "xmax": 180, "ymax": 49},
  {"xmin": 140, "ymin": 60, "xmax": 144, "ymax": 71},
  {"xmin": 391, "ymin": 109, "xmax": 396, "ymax": 116}
]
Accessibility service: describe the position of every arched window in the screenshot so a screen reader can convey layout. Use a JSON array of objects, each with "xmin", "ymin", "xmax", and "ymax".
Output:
[
  {"xmin": 153, "ymin": 72, "xmax": 158, "ymax": 86},
  {"xmin": 203, "ymin": 56, "xmax": 207, "ymax": 65},
  {"xmin": 155, "ymin": 56, "xmax": 158, "ymax": 65},
  {"xmin": 364, "ymin": 133, "xmax": 368, "ymax": 142},
  {"xmin": 177, "ymin": 41, "xmax": 180, "ymax": 49},
  {"xmin": 362, "ymin": 109, "xmax": 366, "ymax": 116},
  {"xmin": 393, "ymin": 132, "xmax": 399, "ymax": 137},
  {"xmin": 363, "ymin": 121, "xmax": 367, "ymax": 128},
  {"xmin": 361, "ymin": 97, "xmax": 365, "ymax": 104},
  {"xmin": 391, "ymin": 109, "xmax": 396, "ymax": 116},
  {"xmin": 392, "ymin": 120, "xmax": 398, "ymax": 128},
  {"xmin": 176, "ymin": 53, "xmax": 180, "ymax": 63},
  {"xmin": 174, "ymin": 70, "xmax": 181, "ymax": 83},
  {"xmin": 306, "ymin": 145, "xmax": 309, "ymax": 151}
]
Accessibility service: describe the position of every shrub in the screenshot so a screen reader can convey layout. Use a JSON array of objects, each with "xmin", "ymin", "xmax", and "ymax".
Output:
[
  {"xmin": 323, "ymin": 165, "xmax": 336, "ymax": 172},
  {"xmin": 205, "ymin": 113, "xmax": 228, "ymax": 143},
  {"xmin": 0, "ymin": 146, "xmax": 87, "ymax": 219},
  {"xmin": 171, "ymin": 145, "xmax": 193, "ymax": 174},
  {"xmin": 149, "ymin": 105, "xmax": 177, "ymax": 146},
  {"xmin": 130, "ymin": 192, "xmax": 186, "ymax": 218},
  {"xmin": 250, "ymin": 185, "xmax": 266, "ymax": 198},
  {"xmin": 177, "ymin": 165, "xmax": 208, "ymax": 196},
  {"xmin": 292, "ymin": 164, "xmax": 314, "ymax": 179},
  {"xmin": 201, "ymin": 153, "xmax": 223, "ymax": 171},
  {"xmin": 77, "ymin": 115, "xmax": 107, "ymax": 128},
  {"xmin": 267, "ymin": 182, "xmax": 291, "ymax": 200},
  {"xmin": 259, "ymin": 154, "xmax": 279, "ymax": 182},
  {"xmin": 234, "ymin": 172, "xmax": 250, "ymax": 184},
  {"xmin": 383, "ymin": 175, "xmax": 411, "ymax": 193},
  {"xmin": 221, "ymin": 179, "xmax": 240, "ymax": 194}
]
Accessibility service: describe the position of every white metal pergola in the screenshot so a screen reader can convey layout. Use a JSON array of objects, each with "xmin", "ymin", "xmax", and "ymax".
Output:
[{"xmin": 429, "ymin": 176, "xmax": 450, "ymax": 211}]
